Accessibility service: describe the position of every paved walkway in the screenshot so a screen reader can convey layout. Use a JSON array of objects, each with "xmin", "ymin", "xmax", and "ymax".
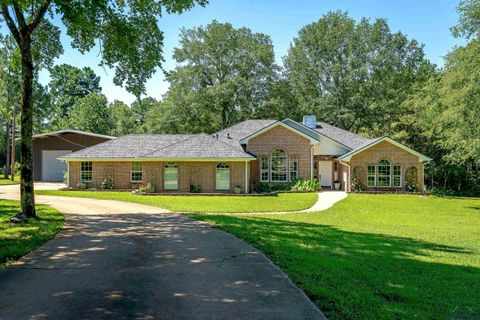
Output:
[
  {"xmin": 0, "ymin": 184, "xmax": 324, "ymax": 320},
  {"xmin": 301, "ymin": 191, "xmax": 348, "ymax": 212}
]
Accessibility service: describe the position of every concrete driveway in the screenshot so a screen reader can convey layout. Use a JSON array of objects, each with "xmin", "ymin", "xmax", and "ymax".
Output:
[{"xmin": 0, "ymin": 184, "xmax": 324, "ymax": 320}]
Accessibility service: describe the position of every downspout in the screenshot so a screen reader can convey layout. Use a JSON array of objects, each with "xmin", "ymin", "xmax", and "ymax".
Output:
[
  {"xmin": 66, "ymin": 161, "xmax": 70, "ymax": 187},
  {"xmin": 339, "ymin": 160, "xmax": 351, "ymax": 192}
]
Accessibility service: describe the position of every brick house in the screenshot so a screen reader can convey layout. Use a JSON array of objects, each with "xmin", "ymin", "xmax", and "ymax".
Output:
[{"xmin": 59, "ymin": 116, "xmax": 431, "ymax": 193}]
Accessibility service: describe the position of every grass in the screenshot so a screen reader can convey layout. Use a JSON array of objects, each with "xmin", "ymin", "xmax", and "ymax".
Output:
[
  {"xmin": 0, "ymin": 175, "xmax": 20, "ymax": 185},
  {"xmin": 0, "ymin": 200, "xmax": 64, "ymax": 267},
  {"xmin": 35, "ymin": 190, "xmax": 318, "ymax": 213},
  {"xmin": 193, "ymin": 194, "xmax": 480, "ymax": 320}
]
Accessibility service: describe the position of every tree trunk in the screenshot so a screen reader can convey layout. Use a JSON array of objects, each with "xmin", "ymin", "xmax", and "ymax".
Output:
[
  {"xmin": 5, "ymin": 122, "xmax": 10, "ymax": 179},
  {"xmin": 19, "ymin": 35, "xmax": 35, "ymax": 218},
  {"xmin": 11, "ymin": 105, "xmax": 16, "ymax": 181}
]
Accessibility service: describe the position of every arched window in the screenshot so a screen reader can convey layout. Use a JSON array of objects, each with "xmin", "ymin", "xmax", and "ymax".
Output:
[
  {"xmin": 377, "ymin": 159, "xmax": 391, "ymax": 187},
  {"xmin": 216, "ymin": 162, "xmax": 230, "ymax": 190},
  {"xmin": 271, "ymin": 149, "xmax": 288, "ymax": 182},
  {"xmin": 164, "ymin": 162, "xmax": 178, "ymax": 190}
]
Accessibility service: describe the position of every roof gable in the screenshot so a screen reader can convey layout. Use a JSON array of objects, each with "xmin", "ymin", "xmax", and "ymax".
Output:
[
  {"xmin": 339, "ymin": 137, "xmax": 432, "ymax": 162},
  {"xmin": 239, "ymin": 121, "xmax": 319, "ymax": 145}
]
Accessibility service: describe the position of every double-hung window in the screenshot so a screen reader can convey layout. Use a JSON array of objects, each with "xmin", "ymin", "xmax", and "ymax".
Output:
[
  {"xmin": 271, "ymin": 149, "xmax": 288, "ymax": 182},
  {"xmin": 260, "ymin": 157, "xmax": 269, "ymax": 182},
  {"xmin": 393, "ymin": 165, "xmax": 402, "ymax": 187},
  {"xmin": 367, "ymin": 165, "xmax": 376, "ymax": 187},
  {"xmin": 377, "ymin": 160, "xmax": 391, "ymax": 187},
  {"xmin": 131, "ymin": 162, "xmax": 143, "ymax": 182},
  {"xmin": 289, "ymin": 157, "xmax": 298, "ymax": 181},
  {"xmin": 80, "ymin": 161, "xmax": 92, "ymax": 183},
  {"xmin": 216, "ymin": 162, "xmax": 230, "ymax": 190}
]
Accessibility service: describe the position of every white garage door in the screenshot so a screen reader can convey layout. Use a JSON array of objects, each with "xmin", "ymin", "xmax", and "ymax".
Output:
[{"xmin": 42, "ymin": 150, "xmax": 71, "ymax": 181}]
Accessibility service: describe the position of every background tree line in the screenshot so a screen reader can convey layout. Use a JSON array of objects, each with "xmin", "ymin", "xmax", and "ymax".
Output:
[{"xmin": 1, "ymin": 2, "xmax": 478, "ymax": 196}]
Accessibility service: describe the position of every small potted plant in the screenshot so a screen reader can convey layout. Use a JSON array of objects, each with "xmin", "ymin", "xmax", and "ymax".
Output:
[
  {"xmin": 234, "ymin": 185, "xmax": 242, "ymax": 194},
  {"xmin": 334, "ymin": 180, "xmax": 341, "ymax": 190}
]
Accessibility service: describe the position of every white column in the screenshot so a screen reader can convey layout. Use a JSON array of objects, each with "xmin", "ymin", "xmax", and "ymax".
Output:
[
  {"xmin": 244, "ymin": 161, "xmax": 249, "ymax": 193},
  {"xmin": 310, "ymin": 146, "xmax": 314, "ymax": 180}
]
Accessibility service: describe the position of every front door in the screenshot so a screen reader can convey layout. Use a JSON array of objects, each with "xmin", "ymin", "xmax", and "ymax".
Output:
[{"xmin": 318, "ymin": 161, "xmax": 332, "ymax": 187}]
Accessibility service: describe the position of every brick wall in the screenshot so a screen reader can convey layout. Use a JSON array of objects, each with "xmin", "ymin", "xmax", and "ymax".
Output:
[
  {"xmin": 68, "ymin": 160, "xmax": 248, "ymax": 193},
  {"xmin": 348, "ymin": 140, "xmax": 424, "ymax": 191},
  {"xmin": 246, "ymin": 125, "xmax": 312, "ymax": 184}
]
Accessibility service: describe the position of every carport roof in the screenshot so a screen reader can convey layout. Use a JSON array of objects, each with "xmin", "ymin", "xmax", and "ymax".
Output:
[{"xmin": 32, "ymin": 130, "xmax": 115, "ymax": 140}]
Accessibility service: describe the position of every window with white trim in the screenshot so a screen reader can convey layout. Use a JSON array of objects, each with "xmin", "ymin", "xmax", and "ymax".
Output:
[
  {"xmin": 80, "ymin": 161, "xmax": 92, "ymax": 183},
  {"xmin": 164, "ymin": 162, "xmax": 178, "ymax": 190},
  {"xmin": 271, "ymin": 149, "xmax": 288, "ymax": 182},
  {"xmin": 289, "ymin": 157, "xmax": 298, "ymax": 181},
  {"xmin": 131, "ymin": 162, "xmax": 143, "ymax": 182},
  {"xmin": 377, "ymin": 159, "xmax": 391, "ymax": 187},
  {"xmin": 260, "ymin": 157, "xmax": 269, "ymax": 182},
  {"xmin": 393, "ymin": 165, "xmax": 402, "ymax": 187},
  {"xmin": 367, "ymin": 165, "xmax": 376, "ymax": 187},
  {"xmin": 216, "ymin": 162, "xmax": 230, "ymax": 190}
]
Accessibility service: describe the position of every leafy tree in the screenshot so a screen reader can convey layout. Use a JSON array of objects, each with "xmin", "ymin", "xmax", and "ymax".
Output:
[
  {"xmin": 68, "ymin": 93, "xmax": 112, "ymax": 135},
  {"xmin": 49, "ymin": 64, "xmax": 101, "ymax": 126},
  {"xmin": 451, "ymin": 0, "xmax": 480, "ymax": 39},
  {"xmin": 284, "ymin": 11, "xmax": 433, "ymax": 134},
  {"xmin": 131, "ymin": 97, "xmax": 158, "ymax": 133},
  {"xmin": 255, "ymin": 77, "xmax": 303, "ymax": 121},
  {"xmin": 166, "ymin": 20, "xmax": 276, "ymax": 131},
  {"xmin": 144, "ymin": 100, "xmax": 179, "ymax": 134},
  {"xmin": 0, "ymin": 0, "xmax": 207, "ymax": 218},
  {"xmin": 109, "ymin": 100, "xmax": 135, "ymax": 136}
]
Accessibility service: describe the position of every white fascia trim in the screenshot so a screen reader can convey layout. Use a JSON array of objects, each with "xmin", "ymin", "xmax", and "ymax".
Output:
[
  {"xmin": 239, "ymin": 121, "xmax": 319, "ymax": 145},
  {"xmin": 59, "ymin": 157, "xmax": 256, "ymax": 162},
  {"xmin": 339, "ymin": 137, "xmax": 432, "ymax": 162}
]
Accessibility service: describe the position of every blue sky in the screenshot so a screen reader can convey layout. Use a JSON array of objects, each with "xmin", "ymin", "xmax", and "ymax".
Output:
[{"xmin": 38, "ymin": 0, "xmax": 465, "ymax": 104}]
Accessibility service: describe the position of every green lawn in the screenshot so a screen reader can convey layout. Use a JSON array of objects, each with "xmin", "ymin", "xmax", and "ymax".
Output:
[
  {"xmin": 0, "ymin": 175, "xmax": 20, "ymax": 185},
  {"xmin": 0, "ymin": 200, "xmax": 64, "ymax": 267},
  {"xmin": 35, "ymin": 190, "xmax": 318, "ymax": 213},
  {"xmin": 193, "ymin": 194, "xmax": 480, "ymax": 320}
]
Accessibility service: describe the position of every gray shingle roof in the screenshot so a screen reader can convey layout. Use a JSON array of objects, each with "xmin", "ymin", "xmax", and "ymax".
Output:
[
  {"xmin": 213, "ymin": 119, "xmax": 277, "ymax": 152},
  {"xmin": 314, "ymin": 122, "xmax": 374, "ymax": 150},
  {"xmin": 61, "ymin": 134, "xmax": 253, "ymax": 159},
  {"xmin": 146, "ymin": 134, "xmax": 254, "ymax": 159}
]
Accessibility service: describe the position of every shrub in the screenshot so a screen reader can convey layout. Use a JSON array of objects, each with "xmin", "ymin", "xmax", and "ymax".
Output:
[
  {"xmin": 146, "ymin": 182, "xmax": 155, "ymax": 193},
  {"xmin": 291, "ymin": 179, "xmax": 320, "ymax": 192},
  {"xmin": 77, "ymin": 182, "xmax": 87, "ymax": 190},
  {"xmin": 405, "ymin": 167, "xmax": 418, "ymax": 192},
  {"xmin": 254, "ymin": 182, "xmax": 271, "ymax": 193},
  {"xmin": 190, "ymin": 184, "xmax": 201, "ymax": 193},
  {"xmin": 100, "ymin": 177, "xmax": 114, "ymax": 190},
  {"xmin": 352, "ymin": 166, "xmax": 366, "ymax": 192},
  {"xmin": 137, "ymin": 183, "xmax": 146, "ymax": 193},
  {"xmin": 13, "ymin": 162, "xmax": 20, "ymax": 176}
]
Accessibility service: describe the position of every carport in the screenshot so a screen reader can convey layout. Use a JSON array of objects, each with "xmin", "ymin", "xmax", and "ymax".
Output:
[{"xmin": 32, "ymin": 130, "xmax": 114, "ymax": 181}]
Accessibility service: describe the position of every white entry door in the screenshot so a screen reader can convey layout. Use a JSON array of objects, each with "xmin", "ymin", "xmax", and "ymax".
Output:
[
  {"xmin": 42, "ymin": 150, "xmax": 71, "ymax": 181},
  {"xmin": 318, "ymin": 161, "xmax": 333, "ymax": 187}
]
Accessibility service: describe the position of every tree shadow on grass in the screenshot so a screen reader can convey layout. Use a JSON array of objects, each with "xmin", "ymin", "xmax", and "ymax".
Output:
[
  {"xmin": 0, "ymin": 201, "xmax": 63, "ymax": 266},
  {"xmin": 200, "ymin": 215, "xmax": 480, "ymax": 320}
]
